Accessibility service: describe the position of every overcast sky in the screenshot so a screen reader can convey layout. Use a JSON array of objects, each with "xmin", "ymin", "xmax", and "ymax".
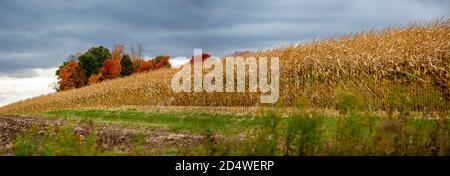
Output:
[{"xmin": 0, "ymin": 0, "xmax": 449, "ymax": 106}]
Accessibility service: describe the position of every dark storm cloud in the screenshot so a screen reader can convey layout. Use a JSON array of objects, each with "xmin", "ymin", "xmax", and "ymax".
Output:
[{"xmin": 0, "ymin": 0, "xmax": 449, "ymax": 77}]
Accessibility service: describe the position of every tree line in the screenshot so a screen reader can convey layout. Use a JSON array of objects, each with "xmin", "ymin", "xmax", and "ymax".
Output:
[{"xmin": 55, "ymin": 44, "xmax": 171, "ymax": 91}]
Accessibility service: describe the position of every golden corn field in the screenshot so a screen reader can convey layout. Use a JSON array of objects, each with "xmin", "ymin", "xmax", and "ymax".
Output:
[{"xmin": 0, "ymin": 19, "xmax": 449, "ymax": 114}]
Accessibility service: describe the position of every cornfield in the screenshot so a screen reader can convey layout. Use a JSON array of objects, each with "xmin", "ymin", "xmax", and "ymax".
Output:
[{"xmin": 1, "ymin": 19, "xmax": 449, "ymax": 114}]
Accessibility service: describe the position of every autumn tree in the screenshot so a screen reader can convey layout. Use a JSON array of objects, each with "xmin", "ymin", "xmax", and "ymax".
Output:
[
  {"xmin": 190, "ymin": 53, "xmax": 211, "ymax": 63},
  {"xmin": 55, "ymin": 44, "xmax": 174, "ymax": 89},
  {"xmin": 58, "ymin": 61, "xmax": 86, "ymax": 91},
  {"xmin": 56, "ymin": 53, "xmax": 84, "ymax": 76},
  {"xmin": 111, "ymin": 44, "xmax": 124, "ymax": 61},
  {"xmin": 154, "ymin": 55, "xmax": 164, "ymax": 64},
  {"xmin": 100, "ymin": 59, "xmax": 120, "ymax": 79},
  {"xmin": 55, "ymin": 60, "xmax": 70, "ymax": 76},
  {"xmin": 120, "ymin": 54, "xmax": 135, "ymax": 76},
  {"xmin": 99, "ymin": 45, "xmax": 123, "ymax": 79},
  {"xmin": 112, "ymin": 45, "xmax": 123, "ymax": 77},
  {"xmin": 88, "ymin": 73, "xmax": 103, "ymax": 85},
  {"xmin": 155, "ymin": 55, "xmax": 171, "ymax": 69},
  {"xmin": 132, "ymin": 59, "xmax": 145, "ymax": 72},
  {"xmin": 137, "ymin": 60, "xmax": 155, "ymax": 73},
  {"xmin": 136, "ymin": 55, "xmax": 171, "ymax": 73}
]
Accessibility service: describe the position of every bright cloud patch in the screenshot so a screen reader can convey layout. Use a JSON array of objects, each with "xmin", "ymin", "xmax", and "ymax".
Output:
[
  {"xmin": 170, "ymin": 57, "xmax": 190, "ymax": 68},
  {"xmin": 0, "ymin": 68, "xmax": 57, "ymax": 107}
]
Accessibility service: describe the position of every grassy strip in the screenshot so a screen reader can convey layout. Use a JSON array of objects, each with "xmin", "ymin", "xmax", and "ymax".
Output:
[
  {"xmin": 191, "ymin": 111, "xmax": 450, "ymax": 156},
  {"xmin": 16, "ymin": 109, "xmax": 448, "ymax": 156},
  {"xmin": 42, "ymin": 109, "xmax": 265, "ymax": 135}
]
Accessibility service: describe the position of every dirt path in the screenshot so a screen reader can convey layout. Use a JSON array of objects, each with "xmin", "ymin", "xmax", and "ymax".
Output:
[{"xmin": 0, "ymin": 115, "xmax": 205, "ymax": 155}]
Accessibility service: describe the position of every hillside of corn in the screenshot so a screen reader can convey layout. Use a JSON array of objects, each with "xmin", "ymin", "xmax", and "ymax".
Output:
[{"xmin": 0, "ymin": 20, "xmax": 449, "ymax": 114}]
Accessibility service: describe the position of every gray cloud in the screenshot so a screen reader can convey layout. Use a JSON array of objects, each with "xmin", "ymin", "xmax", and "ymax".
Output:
[{"xmin": 0, "ymin": 0, "xmax": 449, "ymax": 77}]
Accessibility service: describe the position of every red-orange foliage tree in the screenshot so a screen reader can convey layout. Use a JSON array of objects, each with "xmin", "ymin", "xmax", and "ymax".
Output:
[
  {"xmin": 111, "ymin": 44, "xmax": 124, "ymax": 61},
  {"xmin": 190, "ymin": 53, "xmax": 211, "ymax": 63},
  {"xmin": 58, "ymin": 61, "xmax": 86, "ymax": 91},
  {"xmin": 137, "ymin": 60, "xmax": 155, "ymax": 73},
  {"xmin": 99, "ymin": 45, "xmax": 123, "ymax": 80},
  {"xmin": 155, "ymin": 56, "xmax": 171, "ymax": 69},
  {"xmin": 100, "ymin": 59, "xmax": 121, "ymax": 79},
  {"xmin": 88, "ymin": 73, "xmax": 102, "ymax": 85},
  {"xmin": 137, "ymin": 55, "xmax": 171, "ymax": 74}
]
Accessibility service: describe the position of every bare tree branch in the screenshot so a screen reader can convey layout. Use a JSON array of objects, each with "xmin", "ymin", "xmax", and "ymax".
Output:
[{"xmin": 130, "ymin": 43, "xmax": 145, "ymax": 61}]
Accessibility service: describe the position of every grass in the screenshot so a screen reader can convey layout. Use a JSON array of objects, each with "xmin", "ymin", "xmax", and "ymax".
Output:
[
  {"xmin": 12, "ymin": 108, "xmax": 447, "ymax": 156},
  {"xmin": 191, "ymin": 111, "xmax": 450, "ymax": 156},
  {"xmin": 42, "ymin": 109, "xmax": 265, "ymax": 135},
  {"xmin": 13, "ymin": 125, "xmax": 122, "ymax": 156}
]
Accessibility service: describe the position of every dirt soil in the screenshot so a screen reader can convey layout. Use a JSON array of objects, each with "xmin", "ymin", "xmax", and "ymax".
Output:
[{"xmin": 0, "ymin": 115, "xmax": 205, "ymax": 155}]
